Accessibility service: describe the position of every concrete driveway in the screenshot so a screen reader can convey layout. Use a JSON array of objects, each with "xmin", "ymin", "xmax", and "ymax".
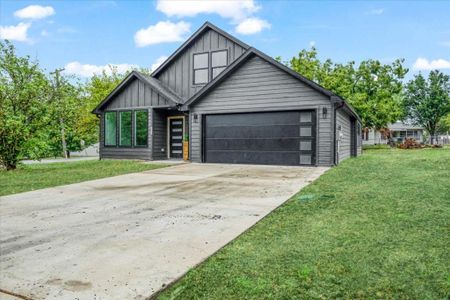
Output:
[{"xmin": 0, "ymin": 163, "xmax": 328, "ymax": 300}]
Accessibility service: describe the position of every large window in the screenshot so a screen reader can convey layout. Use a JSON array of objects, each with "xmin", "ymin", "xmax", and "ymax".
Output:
[
  {"xmin": 211, "ymin": 50, "xmax": 227, "ymax": 79},
  {"xmin": 119, "ymin": 111, "xmax": 132, "ymax": 146},
  {"xmin": 134, "ymin": 110, "xmax": 148, "ymax": 146},
  {"xmin": 104, "ymin": 112, "xmax": 117, "ymax": 146},
  {"xmin": 193, "ymin": 52, "xmax": 209, "ymax": 84}
]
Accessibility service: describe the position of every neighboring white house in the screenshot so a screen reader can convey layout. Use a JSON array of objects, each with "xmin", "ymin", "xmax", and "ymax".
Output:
[
  {"xmin": 70, "ymin": 143, "xmax": 99, "ymax": 157},
  {"xmin": 363, "ymin": 122, "xmax": 425, "ymax": 145}
]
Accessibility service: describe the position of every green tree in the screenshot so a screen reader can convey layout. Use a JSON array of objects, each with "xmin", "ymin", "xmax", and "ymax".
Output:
[
  {"xmin": 0, "ymin": 40, "xmax": 50, "ymax": 170},
  {"xmin": 78, "ymin": 66, "xmax": 126, "ymax": 147},
  {"xmin": 288, "ymin": 47, "xmax": 408, "ymax": 129},
  {"xmin": 404, "ymin": 70, "xmax": 450, "ymax": 143}
]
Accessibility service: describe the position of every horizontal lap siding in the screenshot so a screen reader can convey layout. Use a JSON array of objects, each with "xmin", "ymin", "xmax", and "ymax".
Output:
[
  {"xmin": 190, "ymin": 56, "xmax": 333, "ymax": 166},
  {"xmin": 336, "ymin": 109, "xmax": 351, "ymax": 162},
  {"xmin": 156, "ymin": 28, "xmax": 246, "ymax": 99}
]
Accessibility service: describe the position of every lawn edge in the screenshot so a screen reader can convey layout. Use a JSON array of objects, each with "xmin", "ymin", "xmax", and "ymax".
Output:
[{"xmin": 148, "ymin": 167, "xmax": 330, "ymax": 300}]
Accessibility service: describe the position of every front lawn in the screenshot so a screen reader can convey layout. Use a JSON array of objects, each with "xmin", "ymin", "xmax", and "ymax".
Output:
[
  {"xmin": 158, "ymin": 149, "xmax": 450, "ymax": 299},
  {"xmin": 0, "ymin": 160, "xmax": 167, "ymax": 196}
]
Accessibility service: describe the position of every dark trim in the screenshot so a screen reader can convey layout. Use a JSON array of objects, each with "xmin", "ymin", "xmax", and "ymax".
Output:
[
  {"xmin": 333, "ymin": 101, "xmax": 345, "ymax": 165},
  {"xmin": 192, "ymin": 51, "xmax": 210, "ymax": 85},
  {"xmin": 91, "ymin": 71, "xmax": 181, "ymax": 115},
  {"xmin": 151, "ymin": 21, "xmax": 249, "ymax": 77}
]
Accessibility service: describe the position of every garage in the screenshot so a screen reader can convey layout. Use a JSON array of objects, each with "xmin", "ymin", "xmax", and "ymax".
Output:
[{"xmin": 203, "ymin": 111, "xmax": 316, "ymax": 166}]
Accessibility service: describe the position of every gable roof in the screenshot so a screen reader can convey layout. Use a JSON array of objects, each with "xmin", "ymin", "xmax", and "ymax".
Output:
[
  {"xmin": 151, "ymin": 22, "xmax": 250, "ymax": 77},
  {"xmin": 92, "ymin": 71, "xmax": 182, "ymax": 114},
  {"xmin": 183, "ymin": 47, "xmax": 361, "ymax": 122}
]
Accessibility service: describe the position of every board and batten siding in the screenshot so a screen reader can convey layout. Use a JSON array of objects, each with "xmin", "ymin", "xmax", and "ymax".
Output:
[
  {"xmin": 155, "ymin": 28, "xmax": 247, "ymax": 100},
  {"xmin": 189, "ymin": 55, "xmax": 334, "ymax": 166},
  {"xmin": 99, "ymin": 78, "xmax": 172, "ymax": 160},
  {"xmin": 336, "ymin": 109, "xmax": 351, "ymax": 162}
]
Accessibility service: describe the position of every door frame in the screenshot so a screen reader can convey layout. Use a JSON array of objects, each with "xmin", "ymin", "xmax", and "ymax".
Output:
[{"xmin": 167, "ymin": 116, "xmax": 185, "ymax": 159}]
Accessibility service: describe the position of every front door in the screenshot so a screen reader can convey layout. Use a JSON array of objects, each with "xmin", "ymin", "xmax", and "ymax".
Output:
[{"xmin": 169, "ymin": 117, "xmax": 184, "ymax": 159}]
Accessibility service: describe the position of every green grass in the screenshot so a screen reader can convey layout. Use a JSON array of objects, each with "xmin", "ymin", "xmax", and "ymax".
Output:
[
  {"xmin": 158, "ymin": 149, "xmax": 450, "ymax": 300},
  {"xmin": 0, "ymin": 160, "xmax": 167, "ymax": 196}
]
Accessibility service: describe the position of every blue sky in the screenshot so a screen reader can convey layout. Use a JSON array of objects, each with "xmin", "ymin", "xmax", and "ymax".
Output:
[{"xmin": 1, "ymin": 0, "xmax": 449, "ymax": 79}]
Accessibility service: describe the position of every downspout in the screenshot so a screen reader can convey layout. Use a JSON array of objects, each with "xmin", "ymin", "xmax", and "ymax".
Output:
[{"xmin": 332, "ymin": 97, "xmax": 345, "ymax": 166}]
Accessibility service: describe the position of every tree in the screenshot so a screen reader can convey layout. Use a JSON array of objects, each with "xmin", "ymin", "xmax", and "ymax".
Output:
[
  {"xmin": 404, "ymin": 70, "xmax": 450, "ymax": 143},
  {"xmin": 78, "ymin": 67, "xmax": 127, "ymax": 148},
  {"xmin": 0, "ymin": 40, "xmax": 50, "ymax": 170},
  {"xmin": 288, "ymin": 47, "xmax": 408, "ymax": 129}
]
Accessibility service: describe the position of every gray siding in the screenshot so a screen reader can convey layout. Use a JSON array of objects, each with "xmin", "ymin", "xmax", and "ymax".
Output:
[
  {"xmin": 104, "ymin": 78, "xmax": 171, "ymax": 110},
  {"xmin": 336, "ymin": 109, "xmax": 351, "ymax": 162},
  {"xmin": 152, "ymin": 110, "xmax": 167, "ymax": 160},
  {"xmin": 190, "ymin": 55, "xmax": 334, "ymax": 166},
  {"xmin": 156, "ymin": 28, "xmax": 246, "ymax": 100},
  {"xmin": 99, "ymin": 78, "xmax": 173, "ymax": 160}
]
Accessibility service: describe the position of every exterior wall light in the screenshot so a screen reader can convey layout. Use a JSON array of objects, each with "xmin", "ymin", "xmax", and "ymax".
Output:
[{"xmin": 322, "ymin": 107, "xmax": 328, "ymax": 119}]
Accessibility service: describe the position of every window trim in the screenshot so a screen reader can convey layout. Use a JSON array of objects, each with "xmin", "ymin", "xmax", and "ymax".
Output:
[
  {"xmin": 134, "ymin": 109, "xmax": 149, "ymax": 147},
  {"xmin": 104, "ymin": 111, "xmax": 117, "ymax": 147},
  {"xmin": 193, "ymin": 52, "xmax": 209, "ymax": 85},
  {"xmin": 118, "ymin": 110, "xmax": 133, "ymax": 147},
  {"xmin": 211, "ymin": 49, "xmax": 228, "ymax": 80}
]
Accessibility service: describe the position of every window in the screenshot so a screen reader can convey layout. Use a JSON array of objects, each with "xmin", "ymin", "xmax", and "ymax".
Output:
[
  {"xmin": 104, "ymin": 112, "xmax": 117, "ymax": 146},
  {"xmin": 211, "ymin": 50, "xmax": 227, "ymax": 79},
  {"xmin": 193, "ymin": 53, "xmax": 209, "ymax": 84},
  {"xmin": 134, "ymin": 110, "xmax": 148, "ymax": 146},
  {"xmin": 119, "ymin": 111, "xmax": 132, "ymax": 146}
]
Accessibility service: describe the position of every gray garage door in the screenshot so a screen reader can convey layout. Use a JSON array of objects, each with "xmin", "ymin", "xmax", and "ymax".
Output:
[{"xmin": 203, "ymin": 111, "xmax": 316, "ymax": 166}]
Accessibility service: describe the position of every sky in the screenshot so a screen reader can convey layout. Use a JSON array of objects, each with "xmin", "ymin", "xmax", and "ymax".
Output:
[{"xmin": 1, "ymin": 0, "xmax": 449, "ymax": 80}]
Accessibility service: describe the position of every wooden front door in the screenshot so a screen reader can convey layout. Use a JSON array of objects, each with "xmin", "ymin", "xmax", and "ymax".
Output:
[{"xmin": 168, "ymin": 117, "xmax": 184, "ymax": 159}]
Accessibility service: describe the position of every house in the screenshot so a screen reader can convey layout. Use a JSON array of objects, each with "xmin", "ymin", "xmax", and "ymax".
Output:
[
  {"xmin": 362, "ymin": 121, "xmax": 425, "ymax": 145},
  {"xmin": 92, "ymin": 22, "xmax": 362, "ymax": 166}
]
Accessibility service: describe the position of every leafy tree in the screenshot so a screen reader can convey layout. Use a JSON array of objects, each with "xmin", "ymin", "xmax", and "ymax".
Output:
[
  {"xmin": 78, "ymin": 67, "xmax": 126, "ymax": 147},
  {"xmin": 404, "ymin": 70, "xmax": 450, "ymax": 143},
  {"xmin": 288, "ymin": 47, "xmax": 408, "ymax": 129},
  {"xmin": 0, "ymin": 40, "xmax": 50, "ymax": 170}
]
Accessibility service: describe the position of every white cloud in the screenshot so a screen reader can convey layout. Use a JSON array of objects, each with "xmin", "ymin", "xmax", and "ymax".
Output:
[
  {"xmin": 134, "ymin": 21, "xmax": 190, "ymax": 47},
  {"xmin": 151, "ymin": 56, "xmax": 169, "ymax": 71},
  {"xmin": 413, "ymin": 57, "xmax": 450, "ymax": 70},
  {"xmin": 309, "ymin": 40, "xmax": 316, "ymax": 47},
  {"xmin": 368, "ymin": 8, "xmax": 384, "ymax": 15},
  {"xmin": 235, "ymin": 17, "xmax": 270, "ymax": 35},
  {"xmin": 156, "ymin": 0, "xmax": 259, "ymax": 22},
  {"xmin": 14, "ymin": 5, "xmax": 55, "ymax": 19},
  {"xmin": 63, "ymin": 61, "xmax": 137, "ymax": 77},
  {"xmin": 0, "ymin": 22, "xmax": 31, "ymax": 42}
]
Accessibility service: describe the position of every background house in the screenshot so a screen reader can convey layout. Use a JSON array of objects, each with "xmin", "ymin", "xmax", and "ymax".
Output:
[{"xmin": 362, "ymin": 121, "xmax": 425, "ymax": 145}]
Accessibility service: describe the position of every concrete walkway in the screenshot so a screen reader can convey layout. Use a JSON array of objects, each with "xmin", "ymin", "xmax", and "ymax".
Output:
[{"xmin": 0, "ymin": 163, "xmax": 328, "ymax": 300}]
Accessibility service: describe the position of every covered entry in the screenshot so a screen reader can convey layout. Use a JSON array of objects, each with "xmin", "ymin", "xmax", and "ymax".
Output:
[{"xmin": 203, "ymin": 110, "xmax": 316, "ymax": 166}]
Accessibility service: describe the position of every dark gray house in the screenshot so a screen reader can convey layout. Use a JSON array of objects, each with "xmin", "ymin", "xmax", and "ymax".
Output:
[{"xmin": 92, "ymin": 22, "xmax": 361, "ymax": 166}]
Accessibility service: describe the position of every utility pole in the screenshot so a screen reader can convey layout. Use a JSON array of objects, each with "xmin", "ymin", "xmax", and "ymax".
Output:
[{"xmin": 50, "ymin": 68, "xmax": 68, "ymax": 159}]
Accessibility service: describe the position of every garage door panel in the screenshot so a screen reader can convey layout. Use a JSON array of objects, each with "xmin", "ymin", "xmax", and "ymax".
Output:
[
  {"xmin": 205, "ymin": 137, "xmax": 299, "ymax": 151},
  {"xmin": 206, "ymin": 125, "xmax": 299, "ymax": 139},
  {"xmin": 206, "ymin": 111, "xmax": 299, "ymax": 126},
  {"xmin": 204, "ymin": 111, "xmax": 316, "ymax": 166},
  {"xmin": 206, "ymin": 150, "xmax": 300, "ymax": 165}
]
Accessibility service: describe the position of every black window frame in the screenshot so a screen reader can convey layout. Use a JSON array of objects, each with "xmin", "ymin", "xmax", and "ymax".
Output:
[
  {"xmin": 193, "ymin": 52, "xmax": 209, "ymax": 85},
  {"xmin": 134, "ymin": 109, "xmax": 149, "ymax": 147},
  {"xmin": 118, "ymin": 110, "xmax": 133, "ymax": 147},
  {"xmin": 104, "ymin": 111, "xmax": 118, "ymax": 147},
  {"xmin": 211, "ymin": 49, "xmax": 228, "ymax": 80}
]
